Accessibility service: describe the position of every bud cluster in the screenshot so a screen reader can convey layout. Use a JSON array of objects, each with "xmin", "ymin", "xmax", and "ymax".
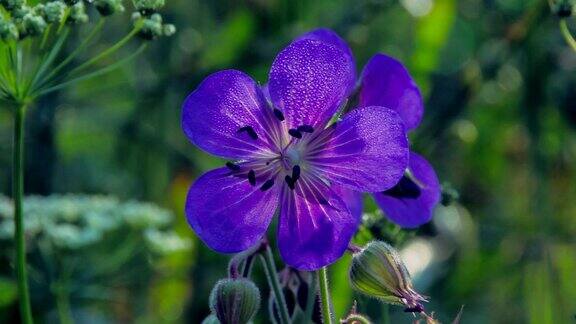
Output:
[
  {"xmin": 0, "ymin": 0, "xmax": 175, "ymax": 41},
  {"xmin": 131, "ymin": 0, "xmax": 175, "ymax": 40}
]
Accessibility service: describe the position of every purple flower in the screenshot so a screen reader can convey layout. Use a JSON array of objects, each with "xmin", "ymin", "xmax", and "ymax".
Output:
[
  {"xmin": 182, "ymin": 34, "xmax": 409, "ymax": 270},
  {"xmin": 298, "ymin": 29, "xmax": 441, "ymax": 228}
]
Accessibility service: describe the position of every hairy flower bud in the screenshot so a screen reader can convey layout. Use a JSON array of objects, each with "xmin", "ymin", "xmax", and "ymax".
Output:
[
  {"xmin": 133, "ymin": 0, "xmax": 165, "ymax": 15},
  {"xmin": 67, "ymin": 2, "xmax": 89, "ymax": 24},
  {"xmin": 64, "ymin": 0, "xmax": 80, "ymax": 5},
  {"xmin": 209, "ymin": 278, "xmax": 260, "ymax": 324},
  {"xmin": 349, "ymin": 241, "xmax": 426, "ymax": 312},
  {"xmin": 43, "ymin": 1, "xmax": 67, "ymax": 23},
  {"xmin": 201, "ymin": 314, "xmax": 220, "ymax": 324},
  {"xmin": 95, "ymin": 0, "xmax": 125, "ymax": 16}
]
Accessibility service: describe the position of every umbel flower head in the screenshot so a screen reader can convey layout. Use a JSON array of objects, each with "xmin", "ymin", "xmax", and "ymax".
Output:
[{"xmin": 182, "ymin": 29, "xmax": 410, "ymax": 270}]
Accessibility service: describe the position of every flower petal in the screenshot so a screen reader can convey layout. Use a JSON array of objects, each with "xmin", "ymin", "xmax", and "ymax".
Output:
[
  {"xmin": 309, "ymin": 106, "xmax": 409, "ymax": 192},
  {"xmin": 268, "ymin": 39, "xmax": 354, "ymax": 130},
  {"xmin": 296, "ymin": 28, "xmax": 356, "ymax": 94},
  {"xmin": 186, "ymin": 167, "xmax": 280, "ymax": 253},
  {"xmin": 332, "ymin": 184, "xmax": 363, "ymax": 220},
  {"xmin": 277, "ymin": 179, "xmax": 360, "ymax": 270},
  {"xmin": 182, "ymin": 70, "xmax": 276, "ymax": 159},
  {"xmin": 359, "ymin": 54, "xmax": 423, "ymax": 130},
  {"xmin": 374, "ymin": 152, "xmax": 440, "ymax": 228}
]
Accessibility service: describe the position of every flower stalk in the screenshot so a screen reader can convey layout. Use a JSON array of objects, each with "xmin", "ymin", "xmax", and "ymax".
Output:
[
  {"xmin": 13, "ymin": 102, "xmax": 33, "ymax": 324},
  {"xmin": 260, "ymin": 244, "xmax": 291, "ymax": 324},
  {"xmin": 318, "ymin": 267, "xmax": 334, "ymax": 324}
]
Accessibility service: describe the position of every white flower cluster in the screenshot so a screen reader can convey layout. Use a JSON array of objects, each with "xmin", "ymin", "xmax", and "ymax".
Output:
[{"xmin": 0, "ymin": 194, "xmax": 191, "ymax": 253}]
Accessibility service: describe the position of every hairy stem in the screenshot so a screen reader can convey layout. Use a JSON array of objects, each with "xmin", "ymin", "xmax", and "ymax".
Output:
[
  {"xmin": 318, "ymin": 267, "xmax": 333, "ymax": 324},
  {"xmin": 14, "ymin": 102, "xmax": 33, "ymax": 324},
  {"xmin": 560, "ymin": 19, "xmax": 576, "ymax": 52},
  {"xmin": 260, "ymin": 245, "xmax": 291, "ymax": 324},
  {"xmin": 304, "ymin": 270, "xmax": 318, "ymax": 323}
]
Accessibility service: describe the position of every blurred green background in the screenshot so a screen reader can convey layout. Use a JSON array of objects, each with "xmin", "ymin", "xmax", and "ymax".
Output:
[{"xmin": 1, "ymin": 0, "xmax": 576, "ymax": 323}]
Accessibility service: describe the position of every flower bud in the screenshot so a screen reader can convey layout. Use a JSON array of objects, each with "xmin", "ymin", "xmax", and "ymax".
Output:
[
  {"xmin": 201, "ymin": 314, "xmax": 220, "ymax": 324},
  {"xmin": 94, "ymin": 0, "xmax": 125, "ymax": 16},
  {"xmin": 349, "ymin": 241, "xmax": 426, "ymax": 312},
  {"xmin": 64, "ymin": 0, "xmax": 80, "ymax": 5},
  {"xmin": 209, "ymin": 278, "xmax": 260, "ymax": 324},
  {"xmin": 22, "ymin": 13, "xmax": 47, "ymax": 37},
  {"xmin": 0, "ymin": 20, "xmax": 19, "ymax": 40},
  {"xmin": 133, "ymin": 0, "xmax": 165, "ymax": 15},
  {"xmin": 138, "ymin": 16, "xmax": 163, "ymax": 40},
  {"xmin": 0, "ymin": 0, "xmax": 24, "ymax": 11},
  {"xmin": 552, "ymin": 0, "xmax": 574, "ymax": 17},
  {"xmin": 67, "ymin": 2, "xmax": 89, "ymax": 24},
  {"xmin": 43, "ymin": 1, "xmax": 67, "ymax": 23},
  {"xmin": 162, "ymin": 23, "xmax": 175, "ymax": 37}
]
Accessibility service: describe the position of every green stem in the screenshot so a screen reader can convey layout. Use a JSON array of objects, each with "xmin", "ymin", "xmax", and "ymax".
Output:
[
  {"xmin": 560, "ymin": 19, "xmax": 576, "ymax": 52},
  {"xmin": 318, "ymin": 267, "xmax": 333, "ymax": 324},
  {"xmin": 37, "ymin": 43, "xmax": 147, "ymax": 97},
  {"xmin": 260, "ymin": 245, "xmax": 291, "ymax": 324},
  {"xmin": 67, "ymin": 24, "xmax": 142, "ymax": 77},
  {"xmin": 381, "ymin": 304, "xmax": 390, "ymax": 324},
  {"xmin": 37, "ymin": 19, "xmax": 106, "ymax": 89},
  {"xmin": 304, "ymin": 271, "xmax": 318, "ymax": 323},
  {"xmin": 54, "ymin": 282, "xmax": 73, "ymax": 324},
  {"xmin": 14, "ymin": 102, "xmax": 33, "ymax": 324}
]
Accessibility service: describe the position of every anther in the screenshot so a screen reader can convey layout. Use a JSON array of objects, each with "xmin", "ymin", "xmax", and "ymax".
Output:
[
  {"xmin": 292, "ymin": 165, "xmax": 300, "ymax": 181},
  {"xmin": 284, "ymin": 176, "xmax": 295, "ymax": 190},
  {"xmin": 248, "ymin": 170, "xmax": 256, "ymax": 186},
  {"xmin": 225, "ymin": 162, "xmax": 240, "ymax": 171},
  {"xmin": 238, "ymin": 126, "xmax": 258, "ymax": 140},
  {"xmin": 260, "ymin": 179, "xmax": 274, "ymax": 191},
  {"xmin": 288, "ymin": 129, "xmax": 302, "ymax": 139},
  {"xmin": 297, "ymin": 125, "xmax": 314, "ymax": 133},
  {"xmin": 273, "ymin": 109, "xmax": 285, "ymax": 121}
]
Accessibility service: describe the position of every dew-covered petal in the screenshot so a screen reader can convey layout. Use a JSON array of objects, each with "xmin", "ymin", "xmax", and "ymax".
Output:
[
  {"xmin": 186, "ymin": 167, "xmax": 280, "ymax": 253},
  {"xmin": 182, "ymin": 70, "xmax": 276, "ymax": 159},
  {"xmin": 296, "ymin": 28, "xmax": 356, "ymax": 94},
  {"xmin": 309, "ymin": 106, "xmax": 409, "ymax": 193},
  {"xmin": 359, "ymin": 54, "xmax": 423, "ymax": 130},
  {"xmin": 277, "ymin": 179, "xmax": 360, "ymax": 270},
  {"xmin": 268, "ymin": 39, "xmax": 354, "ymax": 130},
  {"xmin": 374, "ymin": 152, "xmax": 440, "ymax": 228}
]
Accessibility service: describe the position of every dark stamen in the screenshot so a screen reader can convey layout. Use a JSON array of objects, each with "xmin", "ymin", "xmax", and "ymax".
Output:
[
  {"xmin": 285, "ymin": 176, "xmax": 295, "ymax": 190},
  {"xmin": 260, "ymin": 179, "xmax": 275, "ymax": 191},
  {"xmin": 383, "ymin": 175, "xmax": 421, "ymax": 199},
  {"xmin": 288, "ymin": 129, "xmax": 302, "ymax": 139},
  {"xmin": 297, "ymin": 125, "xmax": 314, "ymax": 133},
  {"xmin": 273, "ymin": 109, "xmax": 285, "ymax": 121},
  {"xmin": 225, "ymin": 162, "xmax": 240, "ymax": 171},
  {"xmin": 292, "ymin": 165, "xmax": 300, "ymax": 181},
  {"xmin": 238, "ymin": 126, "xmax": 258, "ymax": 140},
  {"xmin": 318, "ymin": 197, "xmax": 329, "ymax": 205},
  {"xmin": 248, "ymin": 170, "xmax": 256, "ymax": 186}
]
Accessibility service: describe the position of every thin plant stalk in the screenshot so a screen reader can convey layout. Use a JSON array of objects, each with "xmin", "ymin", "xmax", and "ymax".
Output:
[
  {"xmin": 14, "ymin": 102, "xmax": 33, "ymax": 324},
  {"xmin": 304, "ymin": 270, "xmax": 318, "ymax": 322},
  {"xmin": 560, "ymin": 19, "xmax": 576, "ymax": 52},
  {"xmin": 260, "ymin": 245, "xmax": 291, "ymax": 324},
  {"xmin": 318, "ymin": 267, "xmax": 333, "ymax": 324}
]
